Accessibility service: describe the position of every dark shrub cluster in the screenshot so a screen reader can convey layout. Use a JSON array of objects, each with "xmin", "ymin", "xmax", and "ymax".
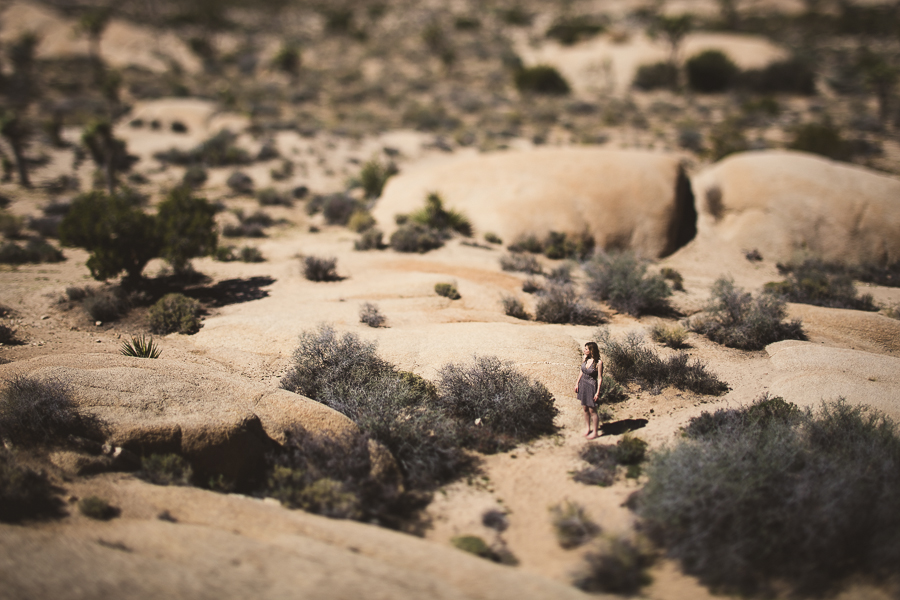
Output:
[
  {"xmin": 405, "ymin": 192, "xmax": 472, "ymax": 237},
  {"xmin": 306, "ymin": 193, "xmax": 362, "ymax": 226},
  {"xmin": 0, "ymin": 448, "xmax": 63, "ymax": 522},
  {"xmin": 686, "ymin": 50, "xmax": 739, "ymax": 92},
  {"xmin": 633, "ymin": 61, "xmax": 679, "ymax": 90},
  {"xmin": 546, "ymin": 14, "xmax": 606, "ymax": 45},
  {"xmin": 766, "ymin": 260, "xmax": 877, "ymax": 311},
  {"xmin": 389, "ymin": 222, "xmax": 444, "ymax": 253},
  {"xmin": 434, "ymin": 282, "xmax": 460, "ymax": 300},
  {"xmin": 507, "ymin": 231, "xmax": 594, "ymax": 261},
  {"xmin": 596, "ymin": 329, "xmax": 729, "ymax": 396},
  {"xmin": 501, "ymin": 295, "xmax": 531, "ymax": 320},
  {"xmin": 574, "ymin": 537, "xmax": 655, "ymax": 595},
  {"xmin": 514, "ymin": 65, "xmax": 571, "ymax": 95},
  {"xmin": 354, "ymin": 228, "xmax": 384, "ymax": 251},
  {"xmin": 738, "ymin": 59, "xmax": 816, "ymax": 95},
  {"xmin": 639, "ymin": 397, "xmax": 900, "ymax": 596},
  {"xmin": 72, "ymin": 286, "xmax": 129, "ymax": 322},
  {"xmin": 223, "ymin": 209, "xmax": 273, "ymax": 238},
  {"xmin": 359, "ymin": 302, "xmax": 386, "ymax": 327},
  {"xmin": 788, "ymin": 120, "xmax": 852, "ymax": 161},
  {"xmin": 148, "ymin": 293, "xmax": 202, "ymax": 335},
  {"xmin": 257, "ymin": 187, "xmax": 293, "ymax": 207},
  {"xmin": 138, "ymin": 453, "xmax": 193, "ymax": 486},
  {"xmin": 0, "ymin": 238, "xmax": 64, "ymax": 265},
  {"xmin": 573, "ymin": 434, "xmax": 649, "ymax": 486},
  {"xmin": 534, "ymin": 285, "xmax": 605, "ymax": 326},
  {"xmin": 691, "ymin": 278, "xmax": 805, "ymax": 350},
  {"xmin": 357, "ymin": 157, "xmax": 398, "ymax": 200},
  {"xmin": 78, "ymin": 495, "xmax": 119, "ymax": 520},
  {"xmin": 499, "ymin": 253, "xmax": 542, "ymax": 274},
  {"xmin": 0, "ymin": 375, "xmax": 96, "ymax": 446},
  {"xmin": 154, "ymin": 130, "xmax": 250, "ymax": 166},
  {"xmin": 303, "ymin": 256, "xmax": 341, "ymax": 282},
  {"xmin": 585, "ymin": 252, "xmax": 672, "ymax": 317},
  {"xmin": 550, "ymin": 500, "xmax": 600, "ymax": 548}
]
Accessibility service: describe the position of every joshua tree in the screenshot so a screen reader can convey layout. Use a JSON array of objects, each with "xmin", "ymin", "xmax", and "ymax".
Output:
[
  {"xmin": 81, "ymin": 119, "xmax": 135, "ymax": 194},
  {"xmin": 5, "ymin": 32, "xmax": 39, "ymax": 108},
  {"xmin": 656, "ymin": 14, "xmax": 692, "ymax": 66},
  {"xmin": 860, "ymin": 53, "xmax": 898, "ymax": 124},
  {"xmin": 0, "ymin": 110, "xmax": 32, "ymax": 187},
  {"xmin": 76, "ymin": 7, "xmax": 112, "ymax": 79}
]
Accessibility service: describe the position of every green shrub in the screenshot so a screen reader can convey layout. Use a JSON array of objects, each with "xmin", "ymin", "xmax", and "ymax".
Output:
[
  {"xmin": 738, "ymin": 59, "xmax": 815, "ymax": 95},
  {"xmin": 550, "ymin": 500, "xmax": 600, "ymax": 548},
  {"xmin": 853, "ymin": 261, "xmax": 900, "ymax": 288},
  {"xmin": 154, "ymin": 130, "xmax": 250, "ymax": 166},
  {"xmin": 501, "ymin": 295, "xmax": 530, "ymax": 320},
  {"xmin": 573, "ymin": 435, "xmax": 649, "ymax": 486},
  {"xmin": 596, "ymin": 329, "xmax": 729, "ymax": 396},
  {"xmin": 0, "ymin": 211, "xmax": 25, "ymax": 239},
  {"xmin": 155, "ymin": 186, "xmax": 218, "ymax": 274},
  {"xmin": 484, "ymin": 232, "xmax": 502, "ymax": 245},
  {"xmin": 766, "ymin": 260, "xmax": 876, "ymax": 311},
  {"xmin": 358, "ymin": 157, "xmax": 397, "ymax": 200},
  {"xmin": 534, "ymin": 285, "xmax": 605, "ymax": 326},
  {"xmin": 542, "ymin": 230, "xmax": 594, "ymax": 260},
  {"xmin": 182, "ymin": 165, "xmax": 208, "ymax": 188},
  {"xmin": 690, "ymin": 278, "xmax": 805, "ymax": 350},
  {"xmin": 271, "ymin": 43, "xmax": 300, "ymax": 75},
  {"xmin": 585, "ymin": 252, "xmax": 672, "ymax": 317},
  {"xmin": 515, "ymin": 65, "xmax": 571, "ymax": 95},
  {"xmin": 438, "ymin": 355, "xmax": 558, "ymax": 447},
  {"xmin": 407, "ymin": 192, "xmax": 471, "ymax": 236},
  {"xmin": 639, "ymin": 398, "xmax": 900, "ymax": 596},
  {"xmin": 257, "ymin": 187, "xmax": 293, "ymax": 207},
  {"xmin": 660, "ymin": 267, "xmax": 684, "ymax": 291},
  {"xmin": 649, "ymin": 322, "xmax": 688, "ymax": 349},
  {"xmin": 633, "ymin": 61, "xmax": 679, "ymax": 90},
  {"xmin": 120, "ymin": 334, "xmax": 161, "ymax": 358},
  {"xmin": 390, "ymin": 223, "xmax": 443, "ymax": 253},
  {"xmin": 0, "ymin": 375, "xmax": 94, "ymax": 446},
  {"xmin": 0, "ymin": 448, "xmax": 63, "ymax": 522},
  {"xmin": 280, "ymin": 325, "xmax": 470, "ymax": 490},
  {"xmin": 78, "ymin": 495, "xmax": 119, "ymax": 520},
  {"xmin": 434, "ymin": 282, "xmax": 460, "ymax": 300},
  {"xmin": 451, "ymin": 535, "xmax": 494, "ymax": 558},
  {"xmin": 499, "ymin": 253, "xmax": 542, "ymax": 274},
  {"xmin": 347, "ymin": 209, "xmax": 376, "ymax": 233},
  {"xmin": 546, "ymin": 15, "xmax": 605, "ymax": 45},
  {"xmin": 238, "ymin": 246, "xmax": 264, "ymax": 262},
  {"xmin": 148, "ymin": 293, "xmax": 202, "ymax": 335},
  {"xmin": 686, "ymin": 50, "xmax": 738, "ymax": 93},
  {"xmin": 709, "ymin": 117, "xmax": 750, "ymax": 161},
  {"xmin": 884, "ymin": 303, "xmax": 900, "ymax": 320},
  {"xmin": 574, "ymin": 537, "xmax": 654, "ymax": 595},
  {"xmin": 507, "ymin": 233, "xmax": 543, "ymax": 254},
  {"xmin": 355, "ymin": 228, "xmax": 385, "ymax": 251},
  {"xmin": 303, "ymin": 256, "xmax": 340, "ymax": 282},
  {"xmin": 59, "ymin": 191, "xmax": 160, "ymax": 282},
  {"xmin": 788, "ymin": 120, "xmax": 852, "ymax": 161},
  {"xmin": 138, "ymin": 453, "xmax": 193, "ymax": 485},
  {"xmin": 0, "ymin": 239, "xmax": 64, "ymax": 264},
  {"xmin": 81, "ymin": 287, "xmax": 128, "ymax": 322},
  {"xmin": 359, "ymin": 302, "xmax": 385, "ymax": 327}
]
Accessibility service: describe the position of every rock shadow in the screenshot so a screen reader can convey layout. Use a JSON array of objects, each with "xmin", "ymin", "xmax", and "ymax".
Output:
[{"xmin": 599, "ymin": 418, "xmax": 648, "ymax": 437}]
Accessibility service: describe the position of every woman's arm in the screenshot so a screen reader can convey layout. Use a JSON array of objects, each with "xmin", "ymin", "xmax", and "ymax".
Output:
[
  {"xmin": 575, "ymin": 369, "xmax": 583, "ymax": 393},
  {"xmin": 593, "ymin": 360, "xmax": 603, "ymax": 401}
]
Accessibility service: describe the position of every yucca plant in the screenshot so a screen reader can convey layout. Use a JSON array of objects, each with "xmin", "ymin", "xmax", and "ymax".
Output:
[{"xmin": 120, "ymin": 334, "xmax": 161, "ymax": 358}]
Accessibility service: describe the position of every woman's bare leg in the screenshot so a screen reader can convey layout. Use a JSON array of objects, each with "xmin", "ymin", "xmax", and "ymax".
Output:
[
  {"xmin": 583, "ymin": 407, "xmax": 592, "ymax": 436},
  {"xmin": 586, "ymin": 408, "xmax": 599, "ymax": 439}
]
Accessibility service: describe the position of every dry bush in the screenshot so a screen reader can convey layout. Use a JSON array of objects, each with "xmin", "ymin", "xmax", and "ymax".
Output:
[
  {"xmin": 0, "ymin": 375, "xmax": 97, "ymax": 446},
  {"xmin": 500, "ymin": 253, "xmax": 542, "ymax": 274},
  {"xmin": 550, "ymin": 500, "xmax": 600, "ymax": 549},
  {"xmin": 389, "ymin": 223, "xmax": 443, "ymax": 253},
  {"xmin": 78, "ymin": 495, "xmax": 119, "ymax": 520},
  {"xmin": 501, "ymin": 295, "xmax": 530, "ymax": 320},
  {"xmin": 355, "ymin": 228, "xmax": 384, "ymax": 251},
  {"xmin": 649, "ymin": 322, "xmax": 688, "ymax": 349},
  {"xmin": 0, "ymin": 448, "xmax": 64, "ymax": 522},
  {"xmin": 766, "ymin": 260, "xmax": 876, "ymax": 311},
  {"xmin": 574, "ymin": 537, "xmax": 655, "ymax": 595},
  {"xmin": 585, "ymin": 252, "xmax": 672, "ymax": 317},
  {"xmin": 534, "ymin": 285, "xmax": 605, "ymax": 326},
  {"xmin": 138, "ymin": 453, "xmax": 193, "ymax": 486},
  {"xmin": 148, "ymin": 293, "xmax": 202, "ymax": 335},
  {"xmin": 303, "ymin": 255, "xmax": 340, "ymax": 282},
  {"xmin": 359, "ymin": 302, "xmax": 386, "ymax": 328},
  {"xmin": 573, "ymin": 435, "xmax": 649, "ymax": 486}
]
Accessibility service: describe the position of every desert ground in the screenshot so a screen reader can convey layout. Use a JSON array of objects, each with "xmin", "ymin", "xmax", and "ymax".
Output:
[{"xmin": 1, "ymin": 0, "xmax": 899, "ymax": 598}]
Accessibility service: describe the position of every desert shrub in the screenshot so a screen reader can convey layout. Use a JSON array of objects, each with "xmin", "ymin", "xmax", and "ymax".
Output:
[
  {"xmin": 522, "ymin": 277, "xmax": 543, "ymax": 294},
  {"xmin": 347, "ymin": 209, "xmax": 376, "ymax": 233},
  {"xmin": 534, "ymin": 285, "xmax": 605, "ymax": 326},
  {"xmin": 154, "ymin": 130, "xmax": 250, "ymax": 167},
  {"xmin": 355, "ymin": 228, "xmax": 384, "ymax": 251},
  {"xmin": 766, "ymin": 260, "xmax": 876, "ymax": 311},
  {"xmin": 0, "ymin": 375, "xmax": 90, "ymax": 446},
  {"xmin": 78, "ymin": 495, "xmax": 118, "ymax": 520},
  {"xmin": 546, "ymin": 14, "xmax": 605, "ymax": 45},
  {"xmin": 745, "ymin": 248, "xmax": 763, "ymax": 261},
  {"xmin": 574, "ymin": 537, "xmax": 654, "ymax": 595},
  {"xmin": 596, "ymin": 329, "xmax": 729, "ymax": 396},
  {"xmin": 359, "ymin": 302, "xmax": 385, "ymax": 327},
  {"xmin": 884, "ymin": 303, "xmax": 900, "ymax": 320},
  {"xmin": 0, "ymin": 239, "xmax": 64, "ymax": 264},
  {"xmin": 501, "ymin": 295, "xmax": 531, "ymax": 320},
  {"xmin": 686, "ymin": 50, "xmax": 738, "ymax": 93},
  {"xmin": 138, "ymin": 453, "xmax": 192, "ymax": 486},
  {"xmin": 319, "ymin": 194, "xmax": 362, "ymax": 226},
  {"xmin": 451, "ymin": 535, "xmax": 494, "ymax": 559},
  {"xmin": 148, "ymin": 293, "xmax": 202, "ymax": 335},
  {"xmin": 639, "ymin": 397, "xmax": 900, "ymax": 596},
  {"xmin": 738, "ymin": 59, "xmax": 815, "ymax": 95},
  {"xmin": 0, "ymin": 448, "xmax": 63, "ymax": 522},
  {"xmin": 236, "ymin": 246, "xmax": 263, "ymax": 262},
  {"xmin": 483, "ymin": 509, "xmax": 509, "ymax": 531},
  {"xmin": 28, "ymin": 215, "xmax": 63, "ymax": 238},
  {"xmin": 270, "ymin": 159, "xmax": 294, "ymax": 181},
  {"xmin": 0, "ymin": 322, "xmax": 18, "ymax": 345},
  {"xmin": 853, "ymin": 261, "xmax": 900, "ymax": 287},
  {"xmin": 542, "ymin": 230, "xmax": 594, "ymax": 260},
  {"xmin": 182, "ymin": 165, "xmax": 208, "ymax": 188},
  {"xmin": 499, "ymin": 253, "xmax": 542, "ymax": 274},
  {"xmin": 257, "ymin": 187, "xmax": 292, "ymax": 207},
  {"xmin": 226, "ymin": 171, "xmax": 254, "ymax": 194},
  {"xmin": 155, "ymin": 186, "xmax": 218, "ymax": 275},
  {"xmin": 690, "ymin": 278, "xmax": 805, "ymax": 350},
  {"xmin": 573, "ymin": 434, "xmax": 649, "ymax": 486},
  {"xmin": 59, "ymin": 191, "xmax": 160, "ymax": 282},
  {"xmin": 120, "ymin": 334, "xmax": 161, "ymax": 358},
  {"xmin": 788, "ymin": 120, "xmax": 852, "ymax": 161},
  {"xmin": 550, "ymin": 500, "xmax": 600, "ymax": 549},
  {"xmin": 438, "ymin": 355, "xmax": 558, "ymax": 445},
  {"xmin": 0, "ymin": 211, "xmax": 25, "ymax": 239},
  {"xmin": 649, "ymin": 322, "xmax": 688, "ymax": 348},
  {"xmin": 507, "ymin": 233, "xmax": 544, "ymax": 254},
  {"xmin": 271, "ymin": 43, "xmax": 300, "ymax": 75},
  {"xmin": 633, "ymin": 61, "xmax": 679, "ymax": 90},
  {"xmin": 708, "ymin": 117, "xmax": 750, "ymax": 161},
  {"xmin": 599, "ymin": 374, "xmax": 628, "ymax": 404},
  {"xmin": 214, "ymin": 245, "xmax": 237, "ymax": 261},
  {"xmin": 547, "ymin": 264, "xmax": 572, "ymax": 285},
  {"xmin": 389, "ymin": 223, "xmax": 443, "ymax": 253},
  {"xmin": 434, "ymin": 282, "xmax": 460, "ymax": 300},
  {"xmin": 484, "ymin": 232, "xmax": 502, "ymax": 245},
  {"xmin": 515, "ymin": 65, "xmax": 571, "ymax": 95},
  {"xmin": 585, "ymin": 252, "xmax": 672, "ymax": 317},
  {"xmin": 406, "ymin": 192, "xmax": 471, "ymax": 236},
  {"xmin": 280, "ymin": 325, "xmax": 470, "ymax": 490},
  {"xmin": 303, "ymin": 256, "xmax": 340, "ymax": 282},
  {"xmin": 659, "ymin": 267, "xmax": 684, "ymax": 291},
  {"xmin": 358, "ymin": 157, "xmax": 397, "ymax": 200}
]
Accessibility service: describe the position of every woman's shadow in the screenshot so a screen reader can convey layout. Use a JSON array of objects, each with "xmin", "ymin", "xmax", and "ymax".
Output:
[{"xmin": 599, "ymin": 418, "xmax": 648, "ymax": 436}]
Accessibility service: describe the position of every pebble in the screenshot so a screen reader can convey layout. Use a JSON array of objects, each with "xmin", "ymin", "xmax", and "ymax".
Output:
[
  {"xmin": 95, "ymin": 339, "xmax": 102, "ymax": 343},
  {"xmin": 95, "ymin": 321, "xmax": 102, "ymax": 327},
  {"xmin": 40, "ymin": 315, "xmax": 49, "ymax": 320}
]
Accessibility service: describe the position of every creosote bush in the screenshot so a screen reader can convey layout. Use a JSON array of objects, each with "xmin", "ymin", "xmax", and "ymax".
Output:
[
  {"xmin": 639, "ymin": 397, "xmax": 900, "ymax": 596},
  {"xmin": 0, "ymin": 375, "xmax": 92, "ymax": 446},
  {"xmin": 0, "ymin": 448, "xmax": 63, "ymax": 522},
  {"xmin": 586, "ymin": 252, "xmax": 671, "ymax": 317},
  {"xmin": 148, "ymin": 293, "xmax": 202, "ymax": 335},
  {"xmin": 596, "ymin": 329, "xmax": 728, "ymax": 396},
  {"xmin": 138, "ymin": 453, "xmax": 193, "ymax": 486},
  {"xmin": 690, "ymin": 278, "xmax": 805, "ymax": 350},
  {"xmin": 550, "ymin": 500, "xmax": 600, "ymax": 549},
  {"xmin": 434, "ymin": 282, "xmax": 460, "ymax": 300},
  {"xmin": 534, "ymin": 285, "xmax": 605, "ymax": 326},
  {"xmin": 303, "ymin": 255, "xmax": 340, "ymax": 282},
  {"xmin": 766, "ymin": 260, "xmax": 876, "ymax": 311}
]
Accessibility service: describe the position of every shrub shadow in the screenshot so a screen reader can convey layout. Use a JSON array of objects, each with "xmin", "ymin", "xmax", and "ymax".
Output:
[
  {"xmin": 186, "ymin": 276, "xmax": 276, "ymax": 307},
  {"xmin": 599, "ymin": 418, "xmax": 649, "ymax": 437}
]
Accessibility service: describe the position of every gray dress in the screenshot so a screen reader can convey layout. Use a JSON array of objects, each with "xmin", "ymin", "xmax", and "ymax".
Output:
[{"xmin": 577, "ymin": 361, "xmax": 600, "ymax": 408}]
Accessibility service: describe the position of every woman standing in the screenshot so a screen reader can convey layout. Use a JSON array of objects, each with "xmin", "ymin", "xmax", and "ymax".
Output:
[{"xmin": 575, "ymin": 342, "xmax": 603, "ymax": 440}]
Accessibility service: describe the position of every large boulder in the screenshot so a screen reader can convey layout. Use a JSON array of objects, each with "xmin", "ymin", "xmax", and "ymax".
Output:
[
  {"xmin": 690, "ymin": 150, "xmax": 900, "ymax": 266},
  {"xmin": 373, "ymin": 148, "xmax": 696, "ymax": 259},
  {"xmin": 0, "ymin": 354, "xmax": 356, "ymax": 486}
]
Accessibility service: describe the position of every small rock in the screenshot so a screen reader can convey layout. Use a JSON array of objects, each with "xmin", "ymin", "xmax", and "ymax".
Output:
[
  {"xmin": 95, "ymin": 339, "xmax": 102, "ymax": 343},
  {"xmin": 41, "ymin": 315, "xmax": 49, "ymax": 320},
  {"xmin": 95, "ymin": 321, "xmax": 102, "ymax": 327}
]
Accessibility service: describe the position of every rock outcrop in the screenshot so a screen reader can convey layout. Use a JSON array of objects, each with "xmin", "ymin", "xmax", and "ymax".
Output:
[{"xmin": 374, "ymin": 148, "xmax": 696, "ymax": 259}]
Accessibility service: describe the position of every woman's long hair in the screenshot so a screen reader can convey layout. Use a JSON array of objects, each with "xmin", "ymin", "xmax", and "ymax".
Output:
[{"xmin": 584, "ymin": 341, "xmax": 600, "ymax": 364}]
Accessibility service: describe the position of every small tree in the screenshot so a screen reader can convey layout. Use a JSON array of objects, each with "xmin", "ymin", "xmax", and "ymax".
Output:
[
  {"xmin": 654, "ymin": 15, "xmax": 692, "ymax": 66},
  {"xmin": 5, "ymin": 32, "xmax": 39, "ymax": 107},
  {"xmin": 859, "ymin": 52, "xmax": 898, "ymax": 124},
  {"xmin": 155, "ymin": 186, "xmax": 218, "ymax": 275},
  {"xmin": 59, "ymin": 191, "xmax": 160, "ymax": 282},
  {"xmin": 82, "ymin": 119, "xmax": 135, "ymax": 194},
  {"xmin": 76, "ymin": 7, "xmax": 112, "ymax": 78},
  {"xmin": 0, "ymin": 111, "xmax": 32, "ymax": 188}
]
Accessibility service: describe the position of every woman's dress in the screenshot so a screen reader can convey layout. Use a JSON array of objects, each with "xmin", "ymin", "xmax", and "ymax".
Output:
[{"xmin": 577, "ymin": 361, "xmax": 599, "ymax": 408}]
